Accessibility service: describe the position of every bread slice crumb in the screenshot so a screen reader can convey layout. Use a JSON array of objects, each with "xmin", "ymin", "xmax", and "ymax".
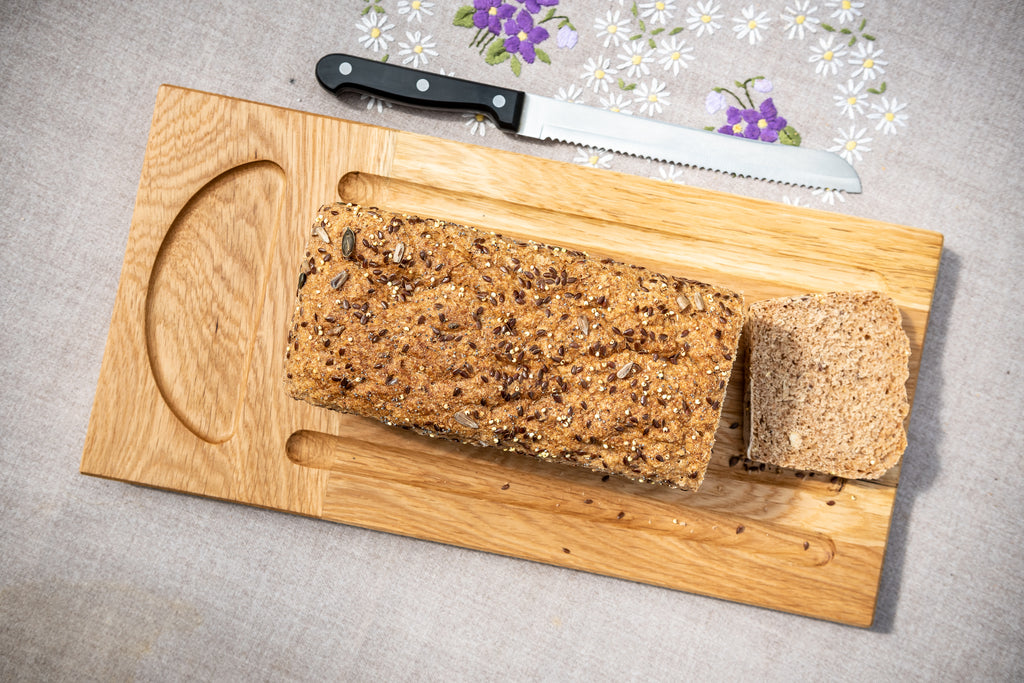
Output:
[{"xmin": 745, "ymin": 291, "xmax": 910, "ymax": 479}]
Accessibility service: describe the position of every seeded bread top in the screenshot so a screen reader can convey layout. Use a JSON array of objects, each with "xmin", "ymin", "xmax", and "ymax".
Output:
[
  {"xmin": 284, "ymin": 203, "xmax": 744, "ymax": 490},
  {"xmin": 745, "ymin": 291, "xmax": 910, "ymax": 479}
]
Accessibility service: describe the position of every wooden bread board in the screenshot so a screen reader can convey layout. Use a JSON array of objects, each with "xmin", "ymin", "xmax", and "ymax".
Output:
[{"xmin": 81, "ymin": 85, "xmax": 943, "ymax": 627}]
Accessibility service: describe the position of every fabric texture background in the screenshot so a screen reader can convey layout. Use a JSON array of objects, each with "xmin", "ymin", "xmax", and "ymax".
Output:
[{"xmin": 1, "ymin": 0, "xmax": 1022, "ymax": 679}]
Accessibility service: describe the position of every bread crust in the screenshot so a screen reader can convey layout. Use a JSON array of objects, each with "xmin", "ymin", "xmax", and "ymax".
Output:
[
  {"xmin": 284, "ymin": 204, "xmax": 744, "ymax": 490},
  {"xmin": 745, "ymin": 291, "xmax": 910, "ymax": 479}
]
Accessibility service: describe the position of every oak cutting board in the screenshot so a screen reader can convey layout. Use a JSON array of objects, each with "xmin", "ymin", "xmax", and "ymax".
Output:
[{"xmin": 82, "ymin": 85, "xmax": 943, "ymax": 627}]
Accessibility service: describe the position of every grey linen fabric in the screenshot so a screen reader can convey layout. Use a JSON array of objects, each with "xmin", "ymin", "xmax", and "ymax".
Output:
[{"xmin": 1, "ymin": 0, "xmax": 1022, "ymax": 680}]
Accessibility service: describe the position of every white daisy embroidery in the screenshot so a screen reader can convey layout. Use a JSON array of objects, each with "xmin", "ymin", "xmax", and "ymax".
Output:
[
  {"xmin": 825, "ymin": 0, "xmax": 864, "ymax": 24},
  {"xmin": 595, "ymin": 9, "xmax": 632, "ymax": 48},
  {"xmin": 657, "ymin": 35, "xmax": 695, "ymax": 75},
  {"xmin": 555, "ymin": 84, "xmax": 585, "ymax": 103},
  {"xmin": 617, "ymin": 42, "xmax": 656, "ymax": 78},
  {"xmin": 397, "ymin": 0, "xmax": 434, "ymax": 23},
  {"xmin": 867, "ymin": 96, "xmax": 909, "ymax": 134},
  {"xmin": 398, "ymin": 31, "xmax": 438, "ymax": 68},
  {"xmin": 829, "ymin": 125, "xmax": 872, "ymax": 163},
  {"xmin": 574, "ymin": 147, "xmax": 614, "ymax": 169},
  {"xmin": 848, "ymin": 42, "xmax": 888, "ymax": 80},
  {"xmin": 780, "ymin": 1, "xmax": 820, "ymax": 40},
  {"xmin": 581, "ymin": 56, "xmax": 617, "ymax": 93},
  {"xmin": 686, "ymin": 1, "xmax": 724, "ymax": 37},
  {"xmin": 356, "ymin": 12, "xmax": 395, "ymax": 53},
  {"xmin": 809, "ymin": 34, "xmax": 848, "ymax": 76},
  {"xmin": 811, "ymin": 187, "xmax": 846, "ymax": 204},
  {"xmin": 834, "ymin": 79, "xmax": 869, "ymax": 119},
  {"xmin": 655, "ymin": 165, "xmax": 685, "ymax": 183},
  {"xmin": 639, "ymin": 0, "xmax": 677, "ymax": 24},
  {"xmin": 733, "ymin": 5, "xmax": 771, "ymax": 45},
  {"xmin": 463, "ymin": 113, "xmax": 494, "ymax": 136},
  {"xmin": 635, "ymin": 78, "xmax": 670, "ymax": 115},
  {"xmin": 600, "ymin": 92, "xmax": 635, "ymax": 115},
  {"xmin": 360, "ymin": 95, "xmax": 392, "ymax": 113},
  {"xmin": 782, "ymin": 195, "xmax": 809, "ymax": 207}
]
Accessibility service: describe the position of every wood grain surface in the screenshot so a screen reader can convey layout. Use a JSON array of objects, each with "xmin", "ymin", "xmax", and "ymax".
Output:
[{"xmin": 81, "ymin": 85, "xmax": 943, "ymax": 627}]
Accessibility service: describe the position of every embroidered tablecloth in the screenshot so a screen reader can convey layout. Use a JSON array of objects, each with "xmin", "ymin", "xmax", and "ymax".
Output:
[
  {"xmin": 333, "ymin": 0, "xmax": 912, "ymax": 210},
  {"xmin": 1, "ymin": 1, "xmax": 1022, "ymax": 680}
]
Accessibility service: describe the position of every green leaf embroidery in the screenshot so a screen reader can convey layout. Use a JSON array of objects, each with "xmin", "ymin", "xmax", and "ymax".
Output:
[
  {"xmin": 617, "ymin": 77, "xmax": 636, "ymax": 91},
  {"xmin": 669, "ymin": 26, "xmax": 684, "ymax": 34},
  {"xmin": 859, "ymin": 18, "xmax": 867, "ymax": 31},
  {"xmin": 453, "ymin": 5, "xmax": 475, "ymax": 28},
  {"xmin": 863, "ymin": 33, "xmax": 875, "ymax": 40},
  {"xmin": 779, "ymin": 126, "xmax": 802, "ymax": 146},
  {"xmin": 629, "ymin": 33, "xmax": 643, "ymax": 41},
  {"xmin": 543, "ymin": 8, "xmax": 557, "ymax": 22},
  {"xmin": 822, "ymin": 23, "xmax": 836, "ymax": 31},
  {"xmin": 510, "ymin": 55, "xmax": 522, "ymax": 76},
  {"xmin": 848, "ymin": 35, "xmax": 857, "ymax": 46},
  {"xmin": 382, "ymin": 54, "xmax": 389, "ymax": 62},
  {"xmin": 631, "ymin": 1, "xmax": 639, "ymax": 17},
  {"xmin": 535, "ymin": 48, "xmax": 551, "ymax": 65},
  {"xmin": 840, "ymin": 28, "xmax": 852, "ymax": 34},
  {"xmin": 704, "ymin": 126, "xmax": 715, "ymax": 131},
  {"xmin": 651, "ymin": 27, "xmax": 665, "ymax": 35},
  {"xmin": 648, "ymin": 37, "xmax": 657, "ymax": 48},
  {"xmin": 485, "ymin": 39, "xmax": 510, "ymax": 65},
  {"xmin": 867, "ymin": 81, "xmax": 887, "ymax": 95}
]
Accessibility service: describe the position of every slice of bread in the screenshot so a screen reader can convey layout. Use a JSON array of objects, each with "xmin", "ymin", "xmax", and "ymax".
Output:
[{"xmin": 745, "ymin": 291, "xmax": 911, "ymax": 479}]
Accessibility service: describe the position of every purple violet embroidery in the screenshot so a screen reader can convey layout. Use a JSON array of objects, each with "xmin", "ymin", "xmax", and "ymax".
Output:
[
  {"xmin": 473, "ymin": 0, "xmax": 514, "ymax": 34},
  {"xmin": 707, "ymin": 77, "xmax": 801, "ymax": 145},
  {"xmin": 454, "ymin": 1, "xmax": 576, "ymax": 75},
  {"xmin": 744, "ymin": 98, "xmax": 787, "ymax": 142},
  {"xmin": 504, "ymin": 10, "xmax": 549, "ymax": 64},
  {"xmin": 557, "ymin": 24, "xmax": 578, "ymax": 48}
]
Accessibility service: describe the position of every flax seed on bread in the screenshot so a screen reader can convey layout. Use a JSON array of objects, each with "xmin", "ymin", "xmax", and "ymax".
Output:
[
  {"xmin": 283, "ymin": 203, "xmax": 744, "ymax": 490},
  {"xmin": 745, "ymin": 291, "xmax": 910, "ymax": 479}
]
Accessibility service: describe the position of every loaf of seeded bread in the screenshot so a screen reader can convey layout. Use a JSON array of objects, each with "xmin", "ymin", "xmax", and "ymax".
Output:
[
  {"xmin": 744, "ymin": 291, "xmax": 911, "ymax": 479},
  {"xmin": 284, "ymin": 203, "xmax": 744, "ymax": 490}
]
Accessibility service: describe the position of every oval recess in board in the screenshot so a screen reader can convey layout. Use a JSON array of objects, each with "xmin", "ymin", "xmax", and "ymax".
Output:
[{"xmin": 146, "ymin": 160, "xmax": 285, "ymax": 443}]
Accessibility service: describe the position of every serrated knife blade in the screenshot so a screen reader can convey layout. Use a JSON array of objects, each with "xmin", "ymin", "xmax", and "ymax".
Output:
[{"xmin": 316, "ymin": 53, "xmax": 860, "ymax": 193}]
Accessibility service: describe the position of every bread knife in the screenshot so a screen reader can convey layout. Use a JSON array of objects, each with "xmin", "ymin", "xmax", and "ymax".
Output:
[{"xmin": 315, "ymin": 53, "xmax": 861, "ymax": 193}]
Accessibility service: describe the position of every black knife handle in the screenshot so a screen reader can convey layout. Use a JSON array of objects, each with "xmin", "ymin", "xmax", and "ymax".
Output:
[{"xmin": 316, "ymin": 53, "xmax": 525, "ymax": 131}]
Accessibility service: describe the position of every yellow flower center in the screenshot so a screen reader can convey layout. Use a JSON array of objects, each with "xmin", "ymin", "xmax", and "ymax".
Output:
[
  {"xmin": 371, "ymin": 27, "xmax": 381, "ymax": 38},
  {"xmin": 885, "ymin": 112, "xmax": 895, "ymax": 121},
  {"xmin": 589, "ymin": 154, "xmax": 599, "ymax": 165},
  {"xmin": 648, "ymin": 94, "xmax": 658, "ymax": 102},
  {"xmin": 595, "ymin": 69, "xmax": 606, "ymax": 79},
  {"xmin": 518, "ymin": 30, "xmax": 528, "ymax": 41},
  {"xmin": 864, "ymin": 58, "xmax": 875, "ymax": 68},
  {"xmin": 412, "ymin": 0, "xmax": 421, "ymax": 8},
  {"xmin": 842, "ymin": 0, "xmax": 851, "ymax": 8},
  {"xmin": 758, "ymin": 118, "xmax": 768, "ymax": 129},
  {"xmin": 823, "ymin": 50, "xmax": 834, "ymax": 61},
  {"xmin": 671, "ymin": 51, "xmax": 681, "ymax": 60},
  {"xmin": 632, "ymin": 54, "xmax": 642, "ymax": 65},
  {"xmin": 796, "ymin": 14, "xmax": 806, "ymax": 24},
  {"xmin": 847, "ymin": 96, "xmax": 857, "ymax": 105},
  {"xmin": 608, "ymin": 24, "xmax": 618, "ymax": 33},
  {"xmin": 611, "ymin": 106, "xmax": 621, "ymax": 112},
  {"xmin": 488, "ymin": 7, "xmax": 497, "ymax": 15},
  {"xmin": 732, "ymin": 122, "xmax": 744, "ymax": 134},
  {"xmin": 701, "ymin": 14, "xmax": 711, "ymax": 23},
  {"xmin": 656, "ymin": 2, "xmax": 666, "ymax": 10},
  {"xmin": 845, "ymin": 140, "xmax": 857, "ymax": 151},
  {"xmin": 748, "ymin": 20, "xmax": 757, "ymax": 29},
  {"xmin": 475, "ymin": 113, "xmax": 485, "ymax": 122},
  {"xmin": 414, "ymin": 45, "xmax": 423, "ymax": 53}
]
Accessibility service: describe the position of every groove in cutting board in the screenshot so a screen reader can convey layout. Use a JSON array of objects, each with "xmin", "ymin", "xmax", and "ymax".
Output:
[{"xmin": 82, "ymin": 85, "xmax": 943, "ymax": 627}]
